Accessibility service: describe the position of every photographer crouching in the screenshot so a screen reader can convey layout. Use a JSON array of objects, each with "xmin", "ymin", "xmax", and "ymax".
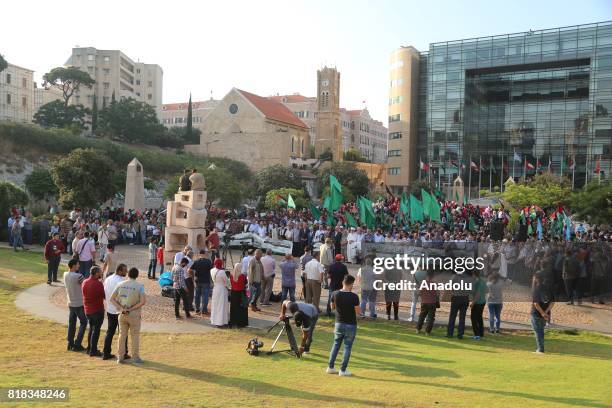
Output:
[{"xmin": 279, "ymin": 300, "xmax": 318, "ymax": 355}]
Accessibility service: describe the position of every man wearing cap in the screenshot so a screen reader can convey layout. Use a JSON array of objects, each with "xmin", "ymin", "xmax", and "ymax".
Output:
[{"xmin": 327, "ymin": 254, "xmax": 349, "ymax": 317}]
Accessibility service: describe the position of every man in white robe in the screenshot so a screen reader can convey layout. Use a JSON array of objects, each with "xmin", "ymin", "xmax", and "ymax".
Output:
[{"xmin": 346, "ymin": 228, "xmax": 359, "ymax": 264}]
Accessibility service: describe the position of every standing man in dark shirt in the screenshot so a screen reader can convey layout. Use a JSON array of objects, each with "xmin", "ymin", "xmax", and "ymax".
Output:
[
  {"xmin": 332, "ymin": 226, "xmax": 343, "ymax": 256},
  {"xmin": 44, "ymin": 232, "xmax": 65, "ymax": 284},
  {"xmin": 327, "ymin": 274, "xmax": 360, "ymax": 377},
  {"xmin": 531, "ymin": 273, "xmax": 554, "ymax": 353},
  {"xmin": 190, "ymin": 250, "xmax": 213, "ymax": 315},
  {"xmin": 326, "ymin": 254, "xmax": 348, "ymax": 317}
]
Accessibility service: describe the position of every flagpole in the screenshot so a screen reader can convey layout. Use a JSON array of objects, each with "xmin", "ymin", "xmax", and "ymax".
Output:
[
  {"xmin": 585, "ymin": 153, "xmax": 589, "ymax": 186},
  {"xmin": 512, "ymin": 147, "xmax": 516, "ymax": 181},
  {"xmin": 468, "ymin": 155, "xmax": 472, "ymax": 201},
  {"xmin": 560, "ymin": 153, "xmax": 564, "ymax": 179},
  {"xmin": 478, "ymin": 156, "xmax": 482, "ymax": 199},
  {"xmin": 599, "ymin": 155, "xmax": 602, "ymax": 185},
  {"xmin": 489, "ymin": 155, "xmax": 492, "ymax": 192},
  {"xmin": 500, "ymin": 155, "xmax": 504, "ymax": 192},
  {"xmin": 523, "ymin": 155, "xmax": 527, "ymax": 182},
  {"xmin": 419, "ymin": 155, "xmax": 422, "ymax": 181},
  {"xmin": 572, "ymin": 155, "xmax": 576, "ymax": 190},
  {"xmin": 438, "ymin": 164, "xmax": 441, "ymax": 189}
]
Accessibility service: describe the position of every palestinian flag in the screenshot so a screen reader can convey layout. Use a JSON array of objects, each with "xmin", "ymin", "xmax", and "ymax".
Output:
[{"xmin": 275, "ymin": 194, "xmax": 286, "ymax": 205}]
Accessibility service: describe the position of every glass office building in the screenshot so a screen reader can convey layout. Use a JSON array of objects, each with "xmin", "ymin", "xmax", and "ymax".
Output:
[{"xmin": 415, "ymin": 21, "xmax": 612, "ymax": 190}]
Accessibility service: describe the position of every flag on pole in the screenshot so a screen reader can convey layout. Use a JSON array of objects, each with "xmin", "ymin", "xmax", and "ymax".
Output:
[
  {"xmin": 525, "ymin": 160, "xmax": 535, "ymax": 170},
  {"xmin": 420, "ymin": 160, "xmax": 429, "ymax": 172},
  {"xmin": 330, "ymin": 174, "xmax": 342, "ymax": 193},
  {"xmin": 468, "ymin": 216, "xmax": 476, "ymax": 232},
  {"xmin": 429, "ymin": 196, "xmax": 441, "ymax": 222},
  {"xmin": 595, "ymin": 157, "xmax": 601, "ymax": 174},
  {"xmin": 400, "ymin": 192, "xmax": 409, "ymax": 215},
  {"xmin": 329, "ymin": 175, "xmax": 343, "ymax": 211},
  {"xmin": 568, "ymin": 158, "xmax": 575, "ymax": 170},
  {"xmin": 344, "ymin": 211, "xmax": 358, "ymax": 228},
  {"xmin": 470, "ymin": 161, "xmax": 479, "ymax": 172},
  {"xmin": 309, "ymin": 202, "xmax": 321, "ymax": 220},
  {"xmin": 275, "ymin": 194, "xmax": 286, "ymax": 206},
  {"xmin": 409, "ymin": 194, "xmax": 424, "ymax": 222},
  {"xmin": 358, "ymin": 196, "xmax": 376, "ymax": 228},
  {"xmin": 514, "ymin": 151, "xmax": 521, "ymax": 162},
  {"xmin": 421, "ymin": 189, "xmax": 432, "ymax": 219},
  {"xmin": 287, "ymin": 194, "xmax": 296, "ymax": 209}
]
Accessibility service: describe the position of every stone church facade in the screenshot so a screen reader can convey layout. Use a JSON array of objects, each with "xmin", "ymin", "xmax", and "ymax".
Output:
[{"xmin": 185, "ymin": 88, "xmax": 309, "ymax": 171}]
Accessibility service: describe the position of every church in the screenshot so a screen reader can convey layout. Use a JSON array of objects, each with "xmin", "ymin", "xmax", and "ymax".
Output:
[{"xmin": 185, "ymin": 88, "xmax": 311, "ymax": 171}]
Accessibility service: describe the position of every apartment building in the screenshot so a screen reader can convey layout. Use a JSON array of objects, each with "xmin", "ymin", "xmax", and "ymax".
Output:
[{"xmin": 0, "ymin": 63, "xmax": 34, "ymax": 123}]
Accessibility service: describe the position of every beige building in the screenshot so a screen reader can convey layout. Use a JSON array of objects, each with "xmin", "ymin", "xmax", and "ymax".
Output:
[
  {"xmin": 65, "ymin": 47, "xmax": 163, "ymax": 114},
  {"xmin": 387, "ymin": 46, "xmax": 421, "ymax": 192},
  {"xmin": 160, "ymin": 99, "xmax": 220, "ymax": 130},
  {"xmin": 185, "ymin": 88, "xmax": 309, "ymax": 171},
  {"xmin": 33, "ymin": 83, "xmax": 63, "ymax": 113},
  {"xmin": 342, "ymin": 108, "xmax": 387, "ymax": 163},
  {"xmin": 0, "ymin": 63, "xmax": 34, "ymax": 123}
]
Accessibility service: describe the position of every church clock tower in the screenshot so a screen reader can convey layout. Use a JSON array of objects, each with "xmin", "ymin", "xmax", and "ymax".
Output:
[{"xmin": 315, "ymin": 67, "xmax": 342, "ymax": 161}]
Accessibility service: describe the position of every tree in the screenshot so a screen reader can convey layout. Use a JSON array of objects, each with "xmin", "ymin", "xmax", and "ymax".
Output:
[
  {"xmin": 203, "ymin": 166, "xmax": 247, "ymax": 208},
  {"xmin": 0, "ymin": 53, "xmax": 7, "ymax": 73},
  {"xmin": 186, "ymin": 93, "xmax": 193, "ymax": 141},
  {"xmin": 255, "ymin": 164, "xmax": 303, "ymax": 197},
  {"xmin": 265, "ymin": 188, "xmax": 307, "ymax": 210},
  {"xmin": 166, "ymin": 126, "xmax": 201, "ymax": 146},
  {"xmin": 0, "ymin": 182, "xmax": 28, "ymax": 227},
  {"xmin": 343, "ymin": 148, "xmax": 370, "ymax": 163},
  {"xmin": 317, "ymin": 161, "xmax": 369, "ymax": 199},
  {"xmin": 319, "ymin": 148, "xmax": 332, "ymax": 161},
  {"xmin": 50, "ymin": 148, "xmax": 115, "ymax": 208},
  {"xmin": 569, "ymin": 181, "xmax": 612, "ymax": 225},
  {"xmin": 91, "ymin": 94, "xmax": 98, "ymax": 133},
  {"xmin": 33, "ymin": 100, "xmax": 89, "ymax": 130},
  {"xmin": 500, "ymin": 173, "xmax": 572, "ymax": 209},
  {"xmin": 24, "ymin": 168, "xmax": 58, "ymax": 200},
  {"xmin": 98, "ymin": 97, "xmax": 166, "ymax": 144},
  {"xmin": 42, "ymin": 67, "xmax": 95, "ymax": 107}
]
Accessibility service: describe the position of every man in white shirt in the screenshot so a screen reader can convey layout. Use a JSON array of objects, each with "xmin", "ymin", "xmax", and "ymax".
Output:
[
  {"xmin": 103, "ymin": 263, "xmax": 127, "ymax": 360},
  {"xmin": 215, "ymin": 218, "xmax": 225, "ymax": 232},
  {"xmin": 303, "ymin": 257, "xmax": 324, "ymax": 312},
  {"xmin": 76, "ymin": 232, "xmax": 97, "ymax": 277},
  {"xmin": 173, "ymin": 246, "xmax": 191, "ymax": 266},
  {"xmin": 241, "ymin": 249, "xmax": 254, "ymax": 275},
  {"xmin": 259, "ymin": 249, "xmax": 276, "ymax": 306}
]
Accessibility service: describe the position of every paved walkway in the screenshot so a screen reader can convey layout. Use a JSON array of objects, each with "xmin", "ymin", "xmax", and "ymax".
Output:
[{"xmin": 6, "ymin": 242, "xmax": 612, "ymax": 335}]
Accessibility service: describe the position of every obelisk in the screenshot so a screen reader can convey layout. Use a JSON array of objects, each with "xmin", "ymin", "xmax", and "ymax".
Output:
[{"xmin": 124, "ymin": 158, "xmax": 145, "ymax": 210}]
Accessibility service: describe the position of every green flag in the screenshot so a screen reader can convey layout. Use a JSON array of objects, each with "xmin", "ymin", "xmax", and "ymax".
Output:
[
  {"xmin": 464, "ymin": 194, "xmax": 468, "ymax": 205},
  {"xmin": 309, "ymin": 202, "xmax": 321, "ymax": 220},
  {"xmin": 329, "ymin": 174, "xmax": 342, "ymax": 193},
  {"xmin": 400, "ymin": 192, "xmax": 409, "ymax": 215},
  {"xmin": 287, "ymin": 194, "xmax": 296, "ymax": 209},
  {"xmin": 344, "ymin": 212, "xmax": 358, "ymax": 228},
  {"xmin": 456, "ymin": 191, "xmax": 460, "ymax": 202},
  {"xmin": 429, "ymin": 196, "xmax": 441, "ymax": 222},
  {"xmin": 527, "ymin": 224, "xmax": 533, "ymax": 236},
  {"xmin": 323, "ymin": 195, "xmax": 332, "ymax": 214},
  {"xmin": 468, "ymin": 216, "xmax": 476, "ymax": 232},
  {"xmin": 358, "ymin": 196, "xmax": 376, "ymax": 229},
  {"xmin": 421, "ymin": 189, "xmax": 432, "ymax": 219},
  {"xmin": 330, "ymin": 186, "xmax": 343, "ymax": 211},
  {"xmin": 409, "ymin": 194, "xmax": 424, "ymax": 223}
]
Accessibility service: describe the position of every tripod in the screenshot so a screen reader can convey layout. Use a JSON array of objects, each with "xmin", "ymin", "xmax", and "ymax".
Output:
[
  {"xmin": 266, "ymin": 317, "xmax": 301, "ymax": 358},
  {"xmin": 221, "ymin": 242, "xmax": 234, "ymax": 266}
]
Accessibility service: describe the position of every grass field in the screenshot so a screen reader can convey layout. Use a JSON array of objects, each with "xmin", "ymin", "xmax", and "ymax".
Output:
[{"xmin": 0, "ymin": 249, "xmax": 610, "ymax": 408}]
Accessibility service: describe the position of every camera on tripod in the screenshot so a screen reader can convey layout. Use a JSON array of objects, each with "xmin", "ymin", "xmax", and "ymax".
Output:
[{"xmin": 246, "ymin": 338, "xmax": 264, "ymax": 356}]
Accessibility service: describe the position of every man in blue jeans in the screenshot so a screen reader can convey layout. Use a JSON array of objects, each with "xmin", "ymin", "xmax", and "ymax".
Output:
[
  {"xmin": 190, "ymin": 250, "xmax": 213, "ymax": 315},
  {"xmin": 327, "ymin": 274, "xmax": 360, "ymax": 377},
  {"xmin": 63, "ymin": 259, "xmax": 88, "ymax": 352}
]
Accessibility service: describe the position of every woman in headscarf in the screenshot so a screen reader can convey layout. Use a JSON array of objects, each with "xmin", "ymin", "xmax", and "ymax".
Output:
[
  {"xmin": 210, "ymin": 258, "xmax": 230, "ymax": 328},
  {"xmin": 229, "ymin": 262, "xmax": 249, "ymax": 328}
]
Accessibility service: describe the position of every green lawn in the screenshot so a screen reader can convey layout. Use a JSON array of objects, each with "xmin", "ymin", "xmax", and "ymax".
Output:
[{"xmin": 0, "ymin": 249, "xmax": 610, "ymax": 408}]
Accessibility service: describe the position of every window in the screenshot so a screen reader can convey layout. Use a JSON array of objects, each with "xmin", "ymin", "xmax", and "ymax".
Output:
[
  {"xmin": 291, "ymin": 137, "xmax": 295, "ymax": 153},
  {"xmin": 88, "ymin": 54, "xmax": 94, "ymax": 61},
  {"xmin": 387, "ymin": 167, "xmax": 400, "ymax": 175},
  {"xmin": 6, "ymin": 94, "xmax": 11, "ymax": 104},
  {"xmin": 103, "ymin": 68, "xmax": 110, "ymax": 75},
  {"xmin": 147, "ymin": 94, "xmax": 152, "ymax": 100},
  {"xmin": 136, "ymin": 92, "xmax": 140, "ymax": 96},
  {"xmin": 103, "ymin": 82, "xmax": 109, "ymax": 89},
  {"xmin": 389, "ymin": 96, "xmax": 403, "ymax": 105},
  {"xmin": 136, "ymin": 80, "xmax": 140, "ymax": 85},
  {"xmin": 22, "ymin": 96, "xmax": 27, "ymax": 107},
  {"xmin": 6, "ymin": 73, "xmax": 11, "ymax": 84},
  {"xmin": 104, "ymin": 56, "xmax": 110, "ymax": 63},
  {"xmin": 136, "ymin": 68, "xmax": 141, "ymax": 74},
  {"xmin": 388, "ymin": 149, "xmax": 401, "ymax": 157},
  {"xmin": 389, "ymin": 114, "xmax": 401, "ymax": 122},
  {"xmin": 148, "ymin": 81, "xmax": 152, "ymax": 87},
  {"xmin": 390, "ymin": 78, "xmax": 403, "ymax": 87},
  {"xmin": 22, "ymin": 78, "xmax": 27, "ymax": 88}
]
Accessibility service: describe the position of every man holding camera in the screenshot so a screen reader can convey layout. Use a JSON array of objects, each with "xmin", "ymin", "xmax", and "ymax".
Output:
[{"xmin": 279, "ymin": 300, "xmax": 319, "ymax": 355}]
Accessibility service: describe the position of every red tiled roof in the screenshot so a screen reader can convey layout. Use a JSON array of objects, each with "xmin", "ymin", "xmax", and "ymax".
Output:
[
  {"xmin": 346, "ymin": 109, "xmax": 362, "ymax": 116},
  {"xmin": 237, "ymin": 89, "xmax": 309, "ymax": 129},
  {"xmin": 267, "ymin": 94, "xmax": 316, "ymax": 103}
]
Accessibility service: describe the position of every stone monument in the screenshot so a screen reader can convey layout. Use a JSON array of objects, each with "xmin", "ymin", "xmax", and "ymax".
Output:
[
  {"xmin": 452, "ymin": 176, "xmax": 465, "ymax": 204},
  {"xmin": 124, "ymin": 158, "xmax": 145, "ymax": 210},
  {"xmin": 164, "ymin": 170, "xmax": 208, "ymax": 262}
]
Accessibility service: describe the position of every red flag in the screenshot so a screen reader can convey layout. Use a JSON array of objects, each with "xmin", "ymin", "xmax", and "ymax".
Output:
[
  {"xmin": 470, "ymin": 161, "xmax": 479, "ymax": 172},
  {"xmin": 568, "ymin": 158, "xmax": 575, "ymax": 170},
  {"xmin": 525, "ymin": 160, "xmax": 535, "ymax": 170},
  {"xmin": 420, "ymin": 160, "xmax": 429, "ymax": 172},
  {"xmin": 595, "ymin": 158, "xmax": 601, "ymax": 174}
]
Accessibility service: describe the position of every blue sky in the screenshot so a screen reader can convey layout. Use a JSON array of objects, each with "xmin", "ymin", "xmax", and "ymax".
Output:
[{"xmin": 3, "ymin": 0, "xmax": 611, "ymax": 124}]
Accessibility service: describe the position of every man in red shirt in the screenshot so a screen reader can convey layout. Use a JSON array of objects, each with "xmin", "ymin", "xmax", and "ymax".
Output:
[
  {"xmin": 44, "ymin": 232, "xmax": 65, "ymax": 284},
  {"xmin": 82, "ymin": 265, "xmax": 106, "ymax": 357},
  {"xmin": 206, "ymin": 228, "xmax": 220, "ymax": 260}
]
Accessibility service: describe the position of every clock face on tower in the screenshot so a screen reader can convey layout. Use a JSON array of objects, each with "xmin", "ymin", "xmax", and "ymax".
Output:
[
  {"xmin": 229, "ymin": 103, "xmax": 238, "ymax": 114},
  {"xmin": 322, "ymin": 79, "xmax": 329, "ymax": 87}
]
